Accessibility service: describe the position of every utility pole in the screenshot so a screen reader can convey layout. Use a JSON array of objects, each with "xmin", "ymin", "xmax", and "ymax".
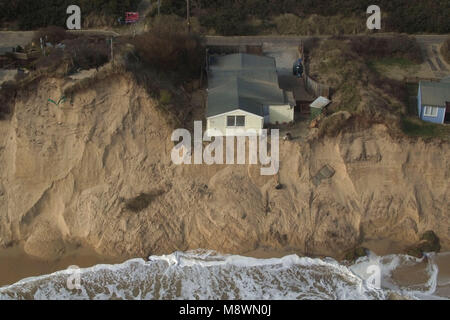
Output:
[{"xmin": 186, "ymin": 0, "xmax": 191, "ymax": 33}]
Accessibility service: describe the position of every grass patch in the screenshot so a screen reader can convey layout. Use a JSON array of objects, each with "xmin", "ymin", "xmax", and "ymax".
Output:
[
  {"xmin": 401, "ymin": 117, "xmax": 450, "ymax": 140},
  {"xmin": 401, "ymin": 82, "xmax": 450, "ymax": 141},
  {"xmin": 368, "ymin": 57, "xmax": 418, "ymax": 70},
  {"xmin": 350, "ymin": 36, "xmax": 424, "ymax": 64}
]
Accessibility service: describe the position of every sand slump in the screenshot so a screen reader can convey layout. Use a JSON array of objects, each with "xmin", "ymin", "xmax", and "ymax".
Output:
[{"xmin": 0, "ymin": 250, "xmax": 448, "ymax": 300}]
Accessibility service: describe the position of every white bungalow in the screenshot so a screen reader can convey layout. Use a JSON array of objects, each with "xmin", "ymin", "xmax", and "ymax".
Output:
[{"xmin": 206, "ymin": 53, "xmax": 295, "ymax": 136}]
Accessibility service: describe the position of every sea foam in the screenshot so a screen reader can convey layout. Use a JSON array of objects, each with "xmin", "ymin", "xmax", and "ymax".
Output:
[{"xmin": 0, "ymin": 250, "xmax": 447, "ymax": 300}]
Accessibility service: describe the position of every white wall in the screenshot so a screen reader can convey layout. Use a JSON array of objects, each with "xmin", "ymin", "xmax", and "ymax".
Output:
[
  {"xmin": 207, "ymin": 110, "xmax": 264, "ymax": 136},
  {"xmin": 269, "ymin": 105, "xmax": 294, "ymax": 124}
]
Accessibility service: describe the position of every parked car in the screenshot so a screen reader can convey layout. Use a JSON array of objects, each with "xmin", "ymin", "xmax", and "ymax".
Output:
[{"xmin": 293, "ymin": 58, "xmax": 303, "ymax": 77}]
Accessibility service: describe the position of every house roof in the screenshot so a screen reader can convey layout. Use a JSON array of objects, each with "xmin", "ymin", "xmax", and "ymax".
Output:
[
  {"xmin": 207, "ymin": 53, "xmax": 289, "ymax": 117},
  {"xmin": 209, "ymin": 53, "xmax": 276, "ymax": 73},
  {"xmin": 420, "ymin": 81, "xmax": 450, "ymax": 107},
  {"xmin": 207, "ymin": 76, "xmax": 286, "ymax": 117}
]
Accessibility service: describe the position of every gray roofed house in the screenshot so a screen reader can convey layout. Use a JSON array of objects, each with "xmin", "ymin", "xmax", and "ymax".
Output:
[
  {"xmin": 206, "ymin": 53, "xmax": 295, "ymax": 135},
  {"xmin": 206, "ymin": 53, "xmax": 295, "ymax": 136},
  {"xmin": 207, "ymin": 76, "xmax": 287, "ymax": 117}
]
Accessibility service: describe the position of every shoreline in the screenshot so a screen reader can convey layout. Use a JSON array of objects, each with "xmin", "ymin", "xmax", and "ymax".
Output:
[
  {"xmin": 0, "ymin": 244, "xmax": 122, "ymax": 287},
  {"xmin": 1, "ymin": 242, "xmax": 449, "ymax": 299}
]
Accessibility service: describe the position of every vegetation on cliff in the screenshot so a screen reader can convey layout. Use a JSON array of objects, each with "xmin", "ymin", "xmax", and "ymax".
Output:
[
  {"xmin": 306, "ymin": 36, "xmax": 450, "ymax": 141},
  {"xmin": 441, "ymin": 38, "xmax": 450, "ymax": 65},
  {"xmin": 1, "ymin": 0, "xmax": 448, "ymax": 34},
  {"xmin": 406, "ymin": 231, "xmax": 441, "ymax": 257},
  {"xmin": 0, "ymin": 0, "xmax": 140, "ymax": 29},
  {"xmin": 158, "ymin": 0, "xmax": 449, "ymax": 35}
]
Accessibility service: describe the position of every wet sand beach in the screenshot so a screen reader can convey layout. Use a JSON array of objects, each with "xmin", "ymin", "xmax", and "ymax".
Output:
[{"xmin": 0, "ymin": 245, "xmax": 121, "ymax": 287}]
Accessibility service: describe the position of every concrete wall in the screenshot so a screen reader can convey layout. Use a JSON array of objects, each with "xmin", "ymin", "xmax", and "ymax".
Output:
[
  {"xmin": 269, "ymin": 105, "xmax": 294, "ymax": 124},
  {"xmin": 207, "ymin": 110, "xmax": 263, "ymax": 136}
]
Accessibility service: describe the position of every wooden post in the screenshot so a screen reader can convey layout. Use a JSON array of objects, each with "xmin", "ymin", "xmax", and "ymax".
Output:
[
  {"xmin": 157, "ymin": 0, "xmax": 161, "ymax": 15},
  {"xmin": 110, "ymin": 37, "xmax": 113, "ymax": 63}
]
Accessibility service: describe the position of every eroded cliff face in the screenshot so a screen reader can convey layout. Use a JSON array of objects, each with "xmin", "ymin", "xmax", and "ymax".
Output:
[{"xmin": 0, "ymin": 73, "xmax": 448, "ymax": 260}]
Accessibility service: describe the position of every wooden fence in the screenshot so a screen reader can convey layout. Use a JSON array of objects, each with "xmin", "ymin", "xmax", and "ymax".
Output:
[
  {"xmin": 304, "ymin": 74, "xmax": 332, "ymax": 98},
  {"xmin": 297, "ymin": 41, "xmax": 332, "ymax": 98}
]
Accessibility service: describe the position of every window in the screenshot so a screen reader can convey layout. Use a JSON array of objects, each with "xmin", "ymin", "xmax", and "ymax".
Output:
[
  {"xmin": 226, "ymin": 115, "xmax": 245, "ymax": 127},
  {"xmin": 423, "ymin": 106, "xmax": 438, "ymax": 117}
]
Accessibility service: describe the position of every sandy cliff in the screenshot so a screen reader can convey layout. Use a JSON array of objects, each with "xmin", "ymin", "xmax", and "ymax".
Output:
[{"xmin": 0, "ymin": 72, "xmax": 448, "ymax": 260}]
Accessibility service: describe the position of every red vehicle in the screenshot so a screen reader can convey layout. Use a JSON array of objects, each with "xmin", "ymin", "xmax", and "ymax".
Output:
[{"xmin": 125, "ymin": 12, "xmax": 139, "ymax": 24}]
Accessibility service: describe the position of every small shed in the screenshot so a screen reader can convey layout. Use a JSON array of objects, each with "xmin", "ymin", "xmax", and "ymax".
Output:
[
  {"xmin": 418, "ymin": 79, "xmax": 450, "ymax": 124},
  {"xmin": 310, "ymin": 96, "xmax": 331, "ymax": 120}
]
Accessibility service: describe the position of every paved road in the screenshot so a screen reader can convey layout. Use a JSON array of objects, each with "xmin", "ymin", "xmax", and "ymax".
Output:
[
  {"xmin": 205, "ymin": 34, "xmax": 450, "ymax": 46},
  {"xmin": 2, "ymin": 30, "xmax": 447, "ymax": 46}
]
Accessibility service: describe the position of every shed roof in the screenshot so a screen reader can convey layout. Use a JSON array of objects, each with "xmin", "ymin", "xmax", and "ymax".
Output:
[
  {"xmin": 420, "ymin": 81, "xmax": 450, "ymax": 107},
  {"xmin": 310, "ymin": 96, "xmax": 331, "ymax": 109}
]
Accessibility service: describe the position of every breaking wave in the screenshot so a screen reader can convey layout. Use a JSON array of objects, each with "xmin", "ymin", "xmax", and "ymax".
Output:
[{"xmin": 0, "ymin": 250, "xmax": 447, "ymax": 300}]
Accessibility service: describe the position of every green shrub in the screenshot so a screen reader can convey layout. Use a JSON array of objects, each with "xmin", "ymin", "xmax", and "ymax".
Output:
[
  {"xmin": 133, "ymin": 27, "xmax": 204, "ymax": 82},
  {"xmin": 350, "ymin": 36, "xmax": 424, "ymax": 64},
  {"xmin": 145, "ymin": 14, "xmax": 201, "ymax": 34},
  {"xmin": 198, "ymin": 7, "xmax": 255, "ymax": 36},
  {"xmin": 34, "ymin": 36, "xmax": 109, "ymax": 75},
  {"xmin": 0, "ymin": 0, "xmax": 140, "ymax": 30},
  {"xmin": 32, "ymin": 26, "xmax": 74, "ymax": 45},
  {"xmin": 2, "ymin": 0, "xmax": 448, "ymax": 34},
  {"xmin": 159, "ymin": 89, "xmax": 172, "ymax": 105},
  {"xmin": 273, "ymin": 14, "xmax": 303, "ymax": 35}
]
